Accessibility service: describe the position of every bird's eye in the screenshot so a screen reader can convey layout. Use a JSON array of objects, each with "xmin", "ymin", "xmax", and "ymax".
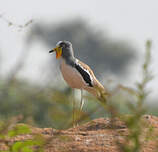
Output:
[{"xmin": 60, "ymin": 43, "xmax": 66, "ymax": 48}]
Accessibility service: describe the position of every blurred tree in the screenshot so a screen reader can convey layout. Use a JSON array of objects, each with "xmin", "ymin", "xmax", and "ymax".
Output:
[{"xmin": 26, "ymin": 18, "xmax": 137, "ymax": 80}]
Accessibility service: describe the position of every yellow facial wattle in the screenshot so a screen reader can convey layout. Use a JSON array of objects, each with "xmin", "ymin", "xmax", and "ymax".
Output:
[{"xmin": 54, "ymin": 47, "xmax": 62, "ymax": 59}]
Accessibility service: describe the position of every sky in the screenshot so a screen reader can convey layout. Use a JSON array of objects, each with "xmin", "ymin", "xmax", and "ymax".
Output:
[{"xmin": 0, "ymin": 0, "xmax": 158, "ymax": 100}]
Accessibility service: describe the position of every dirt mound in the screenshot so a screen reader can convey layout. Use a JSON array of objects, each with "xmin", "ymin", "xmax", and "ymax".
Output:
[{"xmin": 0, "ymin": 115, "xmax": 158, "ymax": 152}]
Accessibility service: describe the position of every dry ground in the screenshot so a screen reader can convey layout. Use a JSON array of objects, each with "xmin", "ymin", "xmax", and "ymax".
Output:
[{"xmin": 0, "ymin": 115, "xmax": 158, "ymax": 152}]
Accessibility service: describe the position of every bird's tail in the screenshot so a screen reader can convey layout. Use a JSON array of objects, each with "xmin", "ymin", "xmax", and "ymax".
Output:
[
  {"xmin": 84, "ymin": 80, "xmax": 111, "ymax": 103},
  {"xmin": 94, "ymin": 80, "xmax": 111, "ymax": 103}
]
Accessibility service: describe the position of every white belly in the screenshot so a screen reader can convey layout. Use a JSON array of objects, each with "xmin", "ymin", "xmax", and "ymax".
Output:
[{"xmin": 60, "ymin": 60, "xmax": 86, "ymax": 89}]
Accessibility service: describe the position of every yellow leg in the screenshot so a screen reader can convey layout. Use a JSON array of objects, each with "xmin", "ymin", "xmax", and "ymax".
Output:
[
  {"xmin": 79, "ymin": 89, "xmax": 84, "ymax": 114},
  {"xmin": 72, "ymin": 89, "xmax": 76, "ymax": 127}
]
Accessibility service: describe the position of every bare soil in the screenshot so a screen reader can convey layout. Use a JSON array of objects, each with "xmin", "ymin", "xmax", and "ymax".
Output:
[{"xmin": 0, "ymin": 115, "xmax": 158, "ymax": 152}]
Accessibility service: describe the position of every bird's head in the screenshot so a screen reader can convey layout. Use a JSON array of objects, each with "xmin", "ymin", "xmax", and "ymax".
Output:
[{"xmin": 49, "ymin": 41, "xmax": 74, "ymax": 59}]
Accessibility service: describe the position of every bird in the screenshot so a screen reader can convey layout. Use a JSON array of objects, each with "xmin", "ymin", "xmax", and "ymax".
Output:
[{"xmin": 49, "ymin": 41, "xmax": 109, "ymax": 124}]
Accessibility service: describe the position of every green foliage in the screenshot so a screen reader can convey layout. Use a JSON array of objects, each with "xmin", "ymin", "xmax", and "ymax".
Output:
[
  {"xmin": 11, "ymin": 137, "xmax": 44, "ymax": 152},
  {"xmin": 0, "ymin": 119, "xmax": 45, "ymax": 152},
  {"xmin": 117, "ymin": 40, "xmax": 153, "ymax": 152},
  {"xmin": 8, "ymin": 124, "xmax": 31, "ymax": 137}
]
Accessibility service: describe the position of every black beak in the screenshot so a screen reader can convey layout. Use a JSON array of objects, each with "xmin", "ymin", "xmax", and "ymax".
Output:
[{"xmin": 49, "ymin": 50, "xmax": 54, "ymax": 53}]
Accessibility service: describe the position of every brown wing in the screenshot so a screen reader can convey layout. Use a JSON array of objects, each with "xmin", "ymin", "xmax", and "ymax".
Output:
[
  {"xmin": 77, "ymin": 60, "xmax": 105, "ymax": 91},
  {"xmin": 77, "ymin": 59, "xmax": 110, "ymax": 101}
]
